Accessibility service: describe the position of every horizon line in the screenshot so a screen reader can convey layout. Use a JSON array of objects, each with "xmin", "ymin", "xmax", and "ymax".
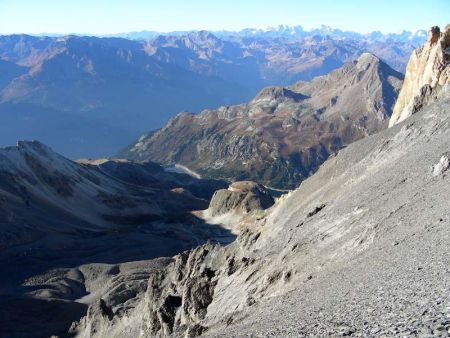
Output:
[{"xmin": 0, "ymin": 23, "xmax": 433, "ymax": 38}]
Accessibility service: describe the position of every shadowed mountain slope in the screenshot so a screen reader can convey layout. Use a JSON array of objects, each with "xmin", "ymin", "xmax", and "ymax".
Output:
[{"xmin": 0, "ymin": 140, "xmax": 231, "ymax": 294}]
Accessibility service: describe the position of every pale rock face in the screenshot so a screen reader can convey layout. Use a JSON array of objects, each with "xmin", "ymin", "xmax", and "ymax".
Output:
[
  {"xmin": 432, "ymin": 153, "xmax": 450, "ymax": 176},
  {"xmin": 389, "ymin": 25, "xmax": 450, "ymax": 126}
]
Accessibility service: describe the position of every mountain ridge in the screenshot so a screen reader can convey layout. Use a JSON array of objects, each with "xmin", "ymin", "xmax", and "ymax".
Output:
[
  {"xmin": 123, "ymin": 52, "xmax": 403, "ymax": 189},
  {"xmin": 102, "ymin": 25, "xmax": 427, "ymax": 45}
]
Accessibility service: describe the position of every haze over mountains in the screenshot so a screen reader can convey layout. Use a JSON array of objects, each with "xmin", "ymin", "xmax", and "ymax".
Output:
[
  {"xmin": 109, "ymin": 24, "xmax": 427, "ymax": 45},
  {"xmin": 0, "ymin": 27, "xmax": 424, "ymax": 158}
]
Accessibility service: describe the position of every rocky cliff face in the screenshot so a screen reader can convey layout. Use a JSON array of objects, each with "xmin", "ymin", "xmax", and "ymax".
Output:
[
  {"xmin": 123, "ymin": 53, "xmax": 403, "ymax": 189},
  {"xmin": 389, "ymin": 25, "xmax": 450, "ymax": 126}
]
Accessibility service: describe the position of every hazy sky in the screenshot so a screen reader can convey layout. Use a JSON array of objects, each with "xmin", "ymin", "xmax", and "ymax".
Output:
[{"xmin": 0, "ymin": 0, "xmax": 448, "ymax": 35}]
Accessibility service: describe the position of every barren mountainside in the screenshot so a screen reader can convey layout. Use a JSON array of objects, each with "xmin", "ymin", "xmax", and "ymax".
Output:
[{"xmin": 124, "ymin": 53, "xmax": 403, "ymax": 189}]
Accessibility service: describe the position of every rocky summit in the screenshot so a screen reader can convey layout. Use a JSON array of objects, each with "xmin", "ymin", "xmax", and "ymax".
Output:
[{"xmin": 123, "ymin": 52, "xmax": 403, "ymax": 189}]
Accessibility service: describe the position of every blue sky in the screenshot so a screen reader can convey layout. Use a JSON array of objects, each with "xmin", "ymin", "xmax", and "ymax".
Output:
[{"xmin": 0, "ymin": 0, "xmax": 448, "ymax": 35}]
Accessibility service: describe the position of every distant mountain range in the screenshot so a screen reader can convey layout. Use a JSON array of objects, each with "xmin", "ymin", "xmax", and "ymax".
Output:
[
  {"xmin": 0, "ymin": 27, "xmax": 424, "ymax": 158},
  {"xmin": 110, "ymin": 24, "xmax": 427, "ymax": 45}
]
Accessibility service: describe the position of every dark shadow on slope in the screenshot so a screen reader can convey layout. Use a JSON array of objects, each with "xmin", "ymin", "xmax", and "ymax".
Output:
[
  {"xmin": 0, "ymin": 212, "xmax": 235, "ymax": 337},
  {"xmin": 0, "ymin": 295, "xmax": 87, "ymax": 338},
  {"xmin": 0, "ymin": 213, "xmax": 235, "ymax": 294}
]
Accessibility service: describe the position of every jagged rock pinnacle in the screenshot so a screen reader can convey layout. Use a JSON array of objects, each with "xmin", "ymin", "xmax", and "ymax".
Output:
[{"xmin": 428, "ymin": 26, "xmax": 441, "ymax": 45}]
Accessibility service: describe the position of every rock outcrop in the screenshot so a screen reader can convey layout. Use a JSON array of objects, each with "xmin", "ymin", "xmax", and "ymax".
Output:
[
  {"xmin": 207, "ymin": 181, "xmax": 274, "ymax": 217},
  {"xmin": 389, "ymin": 25, "xmax": 450, "ymax": 126},
  {"xmin": 432, "ymin": 152, "xmax": 450, "ymax": 176},
  {"xmin": 140, "ymin": 243, "xmax": 224, "ymax": 337},
  {"xmin": 123, "ymin": 53, "xmax": 403, "ymax": 189}
]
